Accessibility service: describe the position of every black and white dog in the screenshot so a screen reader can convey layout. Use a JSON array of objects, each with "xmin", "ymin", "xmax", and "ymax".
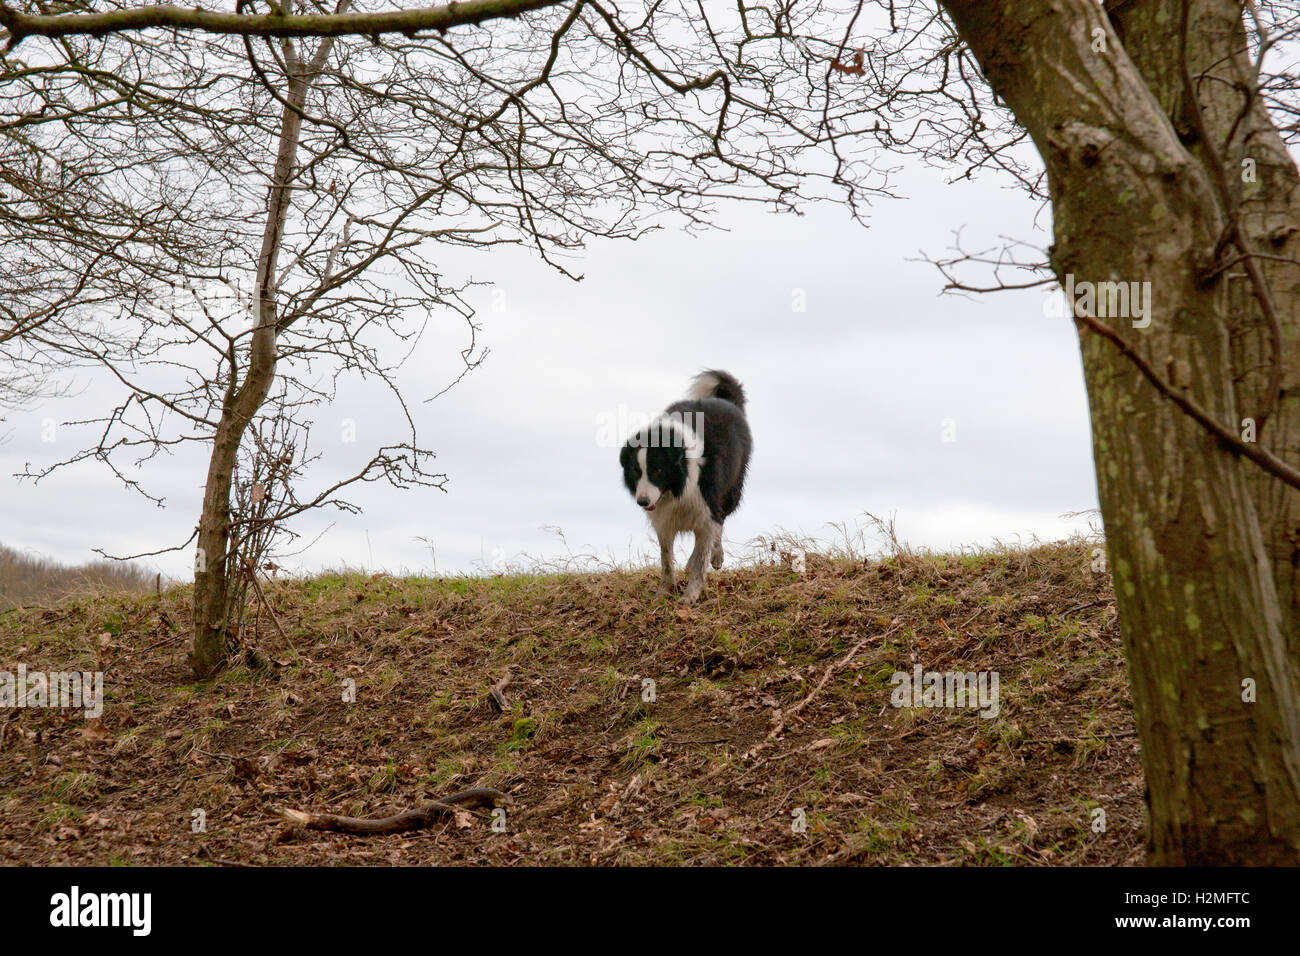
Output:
[{"xmin": 619, "ymin": 370, "xmax": 752, "ymax": 603}]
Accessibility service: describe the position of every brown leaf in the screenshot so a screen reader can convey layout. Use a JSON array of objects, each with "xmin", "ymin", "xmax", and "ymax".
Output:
[{"xmin": 80, "ymin": 721, "xmax": 112, "ymax": 745}]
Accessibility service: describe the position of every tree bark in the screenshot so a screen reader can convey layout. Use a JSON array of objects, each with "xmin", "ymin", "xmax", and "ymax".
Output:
[
  {"xmin": 189, "ymin": 32, "xmax": 339, "ymax": 678},
  {"xmin": 1107, "ymin": 0, "xmax": 1300, "ymax": 644},
  {"xmin": 939, "ymin": 0, "xmax": 1300, "ymax": 863}
]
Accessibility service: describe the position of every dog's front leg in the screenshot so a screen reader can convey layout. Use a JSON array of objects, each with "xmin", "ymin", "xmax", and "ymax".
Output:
[
  {"xmin": 658, "ymin": 531, "xmax": 675, "ymax": 594},
  {"xmin": 681, "ymin": 527, "xmax": 712, "ymax": 604}
]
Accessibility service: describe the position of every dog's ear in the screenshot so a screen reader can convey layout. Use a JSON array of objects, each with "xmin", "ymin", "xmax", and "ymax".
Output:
[{"xmin": 619, "ymin": 444, "xmax": 636, "ymax": 471}]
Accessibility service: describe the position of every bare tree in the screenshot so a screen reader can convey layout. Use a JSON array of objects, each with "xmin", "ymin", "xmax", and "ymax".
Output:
[
  {"xmin": 2, "ymin": 2, "xmax": 879, "ymax": 677},
  {"xmin": 5, "ymin": 8, "xmax": 464, "ymax": 675}
]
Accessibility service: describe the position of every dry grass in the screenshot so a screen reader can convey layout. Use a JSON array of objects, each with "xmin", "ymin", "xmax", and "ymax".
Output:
[
  {"xmin": 0, "ymin": 542, "xmax": 156, "ymax": 609},
  {"xmin": 0, "ymin": 534, "xmax": 1143, "ymax": 866}
]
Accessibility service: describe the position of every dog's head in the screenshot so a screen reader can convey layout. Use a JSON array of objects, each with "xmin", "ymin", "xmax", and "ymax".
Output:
[{"xmin": 620, "ymin": 430, "xmax": 688, "ymax": 513}]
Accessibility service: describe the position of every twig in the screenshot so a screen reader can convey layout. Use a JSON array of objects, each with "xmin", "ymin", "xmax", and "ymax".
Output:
[
  {"xmin": 1074, "ymin": 311, "xmax": 1300, "ymax": 490},
  {"xmin": 240, "ymin": 555, "xmax": 290, "ymax": 646},
  {"xmin": 112, "ymin": 632, "xmax": 184, "ymax": 662},
  {"xmin": 743, "ymin": 623, "xmax": 902, "ymax": 760},
  {"xmin": 279, "ymin": 787, "xmax": 511, "ymax": 836},
  {"xmin": 1062, "ymin": 599, "xmax": 1108, "ymax": 618},
  {"xmin": 488, "ymin": 670, "xmax": 512, "ymax": 712}
]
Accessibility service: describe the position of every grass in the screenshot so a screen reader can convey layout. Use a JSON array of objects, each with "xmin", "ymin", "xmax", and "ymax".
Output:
[{"xmin": 0, "ymin": 534, "xmax": 1143, "ymax": 865}]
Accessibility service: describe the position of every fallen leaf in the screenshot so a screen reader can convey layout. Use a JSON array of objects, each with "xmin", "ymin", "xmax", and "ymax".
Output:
[{"xmin": 80, "ymin": 721, "xmax": 112, "ymax": 745}]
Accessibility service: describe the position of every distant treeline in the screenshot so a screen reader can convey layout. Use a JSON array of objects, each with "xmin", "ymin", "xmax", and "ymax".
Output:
[{"xmin": 0, "ymin": 543, "xmax": 156, "ymax": 607}]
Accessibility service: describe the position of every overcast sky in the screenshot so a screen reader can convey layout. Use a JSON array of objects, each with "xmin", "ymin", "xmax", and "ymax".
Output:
[{"xmin": 0, "ymin": 156, "xmax": 1100, "ymax": 580}]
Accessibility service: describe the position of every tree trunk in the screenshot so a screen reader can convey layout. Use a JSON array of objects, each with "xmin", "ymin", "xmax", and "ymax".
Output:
[
  {"xmin": 1106, "ymin": 0, "xmax": 1300, "ymax": 644},
  {"xmin": 189, "ymin": 34, "xmax": 338, "ymax": 677},
  {"xmin": 939, "ymin": 0, "xmax": 1300, "ymax": 863}
]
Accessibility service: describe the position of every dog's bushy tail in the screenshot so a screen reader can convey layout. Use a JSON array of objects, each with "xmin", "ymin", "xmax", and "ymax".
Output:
[{"xmin": 687, "ymin": 369, "xmax": 746, "ymax": 412}]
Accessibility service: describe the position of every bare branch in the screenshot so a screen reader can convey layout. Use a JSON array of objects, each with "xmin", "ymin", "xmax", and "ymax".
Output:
[{"xmin": 0, "ymin": 0, "xmax": 564, "ymax": 49}]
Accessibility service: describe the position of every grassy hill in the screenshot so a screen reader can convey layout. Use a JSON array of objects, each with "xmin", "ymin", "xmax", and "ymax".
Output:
[{"xmin": 0, "ymin": 537, "xmax": 1144, "ymax": 865}]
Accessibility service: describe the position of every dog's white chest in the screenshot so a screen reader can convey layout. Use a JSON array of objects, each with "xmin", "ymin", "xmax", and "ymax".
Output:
[{"xmin": 650, "ymin": 474, "xmax": 711, "ymax": 538}]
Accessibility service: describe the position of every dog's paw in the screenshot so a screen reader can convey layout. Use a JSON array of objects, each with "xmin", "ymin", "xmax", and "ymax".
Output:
[
  {"xmin": 679, "ymin": 584, "xmax": 703, "ymax": 605},
  {"xmin": 710, "ymin": 549, "xmax": 724, "ymax": 570}
]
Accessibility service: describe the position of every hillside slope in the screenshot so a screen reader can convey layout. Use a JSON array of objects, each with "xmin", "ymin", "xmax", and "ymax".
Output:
[{"xmin": 0, "ymin": 539, "xmax": 1144, "ymax": 865}]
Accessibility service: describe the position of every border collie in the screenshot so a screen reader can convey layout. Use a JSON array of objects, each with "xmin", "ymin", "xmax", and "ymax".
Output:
[{"xmin": 619, "ymin": 370, "xmax": 752, "ymax": 603}]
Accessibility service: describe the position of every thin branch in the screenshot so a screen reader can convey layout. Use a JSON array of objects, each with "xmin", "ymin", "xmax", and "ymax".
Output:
[
  {"xmin": 279, "ymin": 787, "xmax": 511, "ymax": 835},
  {"xmin": 1075, "ymin": 311, "xmax": 1300, "ymax": 491},
  {"xmin": 0, "ymin": 0, "xmax": 564, "ymax": 49}
]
